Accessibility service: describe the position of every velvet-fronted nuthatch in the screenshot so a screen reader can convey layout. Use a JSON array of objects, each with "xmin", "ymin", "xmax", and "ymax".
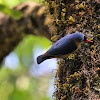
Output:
[{"xmin": 37, "ymin": 33, "xmax": 92, "ymax": 64}]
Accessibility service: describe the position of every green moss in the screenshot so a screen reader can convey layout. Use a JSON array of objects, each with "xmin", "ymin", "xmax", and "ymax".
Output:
[
  {"xmin": 78, "ymin": 4, "xmax": 84, "ymax": 9},
  {"xmin": 45, "ymin": 0, "xmax": 100, "ymax": 99}
]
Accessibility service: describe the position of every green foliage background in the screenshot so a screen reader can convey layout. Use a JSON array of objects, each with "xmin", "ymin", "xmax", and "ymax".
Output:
[{"xmin": 0, "ymin": 0, "xmax": 53, "ymax": 100}]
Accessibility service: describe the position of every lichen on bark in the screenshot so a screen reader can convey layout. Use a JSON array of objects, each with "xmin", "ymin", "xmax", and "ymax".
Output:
[{"xmin": 44, "ymin": 0, "xmax": 100, "ymax": 100}]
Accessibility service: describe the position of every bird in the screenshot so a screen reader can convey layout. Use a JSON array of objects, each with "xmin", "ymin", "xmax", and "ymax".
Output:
[{"xmin": 37, "ymin": 33, "xmax": 92, "ymax": 64}]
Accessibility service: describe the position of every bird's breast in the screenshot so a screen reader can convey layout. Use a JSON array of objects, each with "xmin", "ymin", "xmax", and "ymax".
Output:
[
  {"xmin": 59, "ymin": 48, "xmax": 79, "ymax": 58},
  {"xmin": 59, "ymin": 53, "xmax": 71, "ymax": 58}
]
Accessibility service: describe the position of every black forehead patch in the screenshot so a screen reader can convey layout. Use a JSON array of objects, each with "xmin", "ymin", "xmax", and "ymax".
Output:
[{"xmin": 84, "ymin": 36, "xmax": 87, "ymax": 41}]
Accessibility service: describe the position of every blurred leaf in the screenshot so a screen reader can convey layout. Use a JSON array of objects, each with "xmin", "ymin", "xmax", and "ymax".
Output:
[
  {"xmin": 0, "ymin": 0, "xmax": 43, "ymax": 8},
  {"xmin": 0, "ymin": 67, "xmax": 52, "ymax": 100},
  {"xmin": 0, "ymin": 0, "xmax": 27, "ymax": 7},
  {"xmin": 8, "ymin": 89, "xmax": 32, "ymax": 100},
  {"xmin": 0, "ymin": 4, "xmax": 23, "ymax": 19},
  {"xmin": 15, "ymin": 35, "xmax": 51, "ymax": 66}
]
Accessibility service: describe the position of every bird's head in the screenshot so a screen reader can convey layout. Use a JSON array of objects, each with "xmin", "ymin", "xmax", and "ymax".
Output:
[{"xmin": 72, "ymin": 33, "xmax": 93, "ymax": 43}]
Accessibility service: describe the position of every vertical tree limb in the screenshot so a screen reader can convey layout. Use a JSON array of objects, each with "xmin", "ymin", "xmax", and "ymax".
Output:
[{"xmin": 45, "ymin": 0, "xmax": 100, "ymax": 99}]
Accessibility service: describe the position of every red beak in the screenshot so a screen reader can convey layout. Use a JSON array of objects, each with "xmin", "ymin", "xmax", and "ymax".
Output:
[{"xmin": 86, "ymin": 39, "xmax": 93, "ymax": 42}]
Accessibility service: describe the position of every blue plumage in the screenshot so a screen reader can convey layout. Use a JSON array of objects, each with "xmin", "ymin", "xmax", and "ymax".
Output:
[
  {"xmin": 37, "ymin": 33, "xmax": 92, "ymax": 64},
  {"xmin": 47, "ymin": 34, "xmax": 77, "ymax": 56}
]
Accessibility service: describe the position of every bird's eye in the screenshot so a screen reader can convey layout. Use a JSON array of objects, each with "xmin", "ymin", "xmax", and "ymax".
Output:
[{"xmin": 84, "ymin": 36, "xmax": 87, "ymax": 41}]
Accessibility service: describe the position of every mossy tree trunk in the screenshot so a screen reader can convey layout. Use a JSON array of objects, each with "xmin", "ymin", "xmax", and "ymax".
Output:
[
  {"xmin": 45, "ymin": 0, "xmax": 100, "ymax": 100},
  {"xmin": 0, "ymin": 0, "xmax": 100, "ymax": 99}
]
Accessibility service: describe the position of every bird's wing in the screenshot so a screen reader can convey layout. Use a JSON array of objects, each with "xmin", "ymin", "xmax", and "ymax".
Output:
[{"xmin": 47, "ymin": 38, "xmax": 77, "ymax": 57}]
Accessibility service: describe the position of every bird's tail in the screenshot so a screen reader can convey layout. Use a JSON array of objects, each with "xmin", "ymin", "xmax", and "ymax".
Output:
[{"xmin": 37, "ymin": 55, "xmax": 46, "ymax": 64}]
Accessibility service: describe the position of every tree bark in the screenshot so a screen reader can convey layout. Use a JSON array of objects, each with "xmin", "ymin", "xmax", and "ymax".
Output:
[
  {"xmin": 0, "ymin": 2, "xmax": 53, "ymax": 64},
  {"xmin": 44, "ymin": 0, "xmax": 100, "ymax": 100},
  {"xmin": 0, "ymin": 0, "xmax": 100, "ymax": 100}
]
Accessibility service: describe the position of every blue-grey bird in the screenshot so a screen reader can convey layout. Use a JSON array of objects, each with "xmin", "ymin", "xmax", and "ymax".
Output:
[{"xmin": 37, "ymin": 33, "xmax": 92, "ymax": 64}]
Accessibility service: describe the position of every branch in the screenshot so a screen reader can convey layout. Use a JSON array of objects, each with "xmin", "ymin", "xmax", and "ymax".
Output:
[{"xmin": 0, "ymin": 2, "xmax": 53, "ymax": 64}]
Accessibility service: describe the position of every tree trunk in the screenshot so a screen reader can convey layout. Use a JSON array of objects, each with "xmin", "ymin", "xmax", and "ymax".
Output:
[
  {"xmin": 0, "ymin": 2, "xmax": 53, "ymax": 64},
  {"xmin": 0, "ymin": 0, "xmax": 100, "ymax": 99},
  {"xmin": 45, "ymin": 0, "xmax": 100, "ymax": 100}
]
